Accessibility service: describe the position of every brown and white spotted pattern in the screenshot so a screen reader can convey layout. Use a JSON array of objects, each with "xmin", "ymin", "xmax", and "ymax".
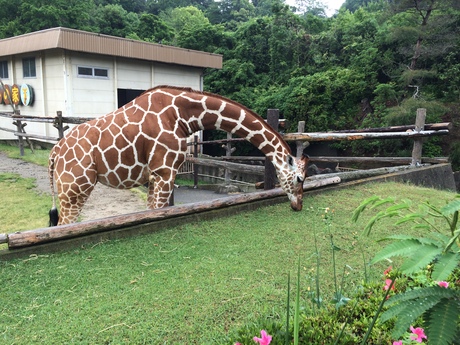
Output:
[{"xmin": 49, "ymin": 86, "xmax": 309, "ymax": 225}]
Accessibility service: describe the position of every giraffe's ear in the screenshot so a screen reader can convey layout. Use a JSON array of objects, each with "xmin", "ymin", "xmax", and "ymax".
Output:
[{"xmin": 301, "ymin": 154, "xmax": 310, "ymax": 165}]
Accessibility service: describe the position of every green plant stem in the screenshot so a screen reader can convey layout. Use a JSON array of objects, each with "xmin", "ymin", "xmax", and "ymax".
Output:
[
  {"xmin": 360, "ymin": 279, "xmax": 395, "ymax": 345},
  {"xmin": 294, "ymin": 257, "xmax": 301, "ymax": 345},
  {"xmin": 331, "ymin": 234, "xmax": 339, "ymax": 297},
  {"xmin": 285, "ymin": 272, "xmax": 290, "ymax": 345},
  {"xmin": 333, "ymin": 297, "xmax": 360, "ymax": 345},
  {"xmin": 314, "ymin": 228, "xmax": 321, "ymax": 309}
]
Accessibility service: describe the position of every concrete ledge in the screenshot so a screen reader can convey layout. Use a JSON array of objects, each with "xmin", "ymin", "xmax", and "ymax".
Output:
[{"xmin": 360, "ymin": 163, "xmax": 456, "ymax": 192}]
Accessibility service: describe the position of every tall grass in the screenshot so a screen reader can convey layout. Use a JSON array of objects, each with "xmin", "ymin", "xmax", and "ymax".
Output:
[{"xmin": 0, "ymin": 178, "xmax": 456, "ymax": 344}]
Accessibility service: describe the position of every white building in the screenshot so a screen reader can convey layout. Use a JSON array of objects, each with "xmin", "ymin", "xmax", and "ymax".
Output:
[{"xmin": 0, "ymin": 27, "xmax": 222, "ymax": 141}]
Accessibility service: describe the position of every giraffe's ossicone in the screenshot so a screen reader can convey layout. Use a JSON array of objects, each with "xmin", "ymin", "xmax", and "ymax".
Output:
[{"xmin": 48, "ymin": 86, "xmax": 309, "ymax": 225}]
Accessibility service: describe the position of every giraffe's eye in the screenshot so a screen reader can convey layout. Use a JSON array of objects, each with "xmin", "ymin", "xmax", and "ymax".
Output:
[
  {"xmin": 287, "ymin": 155, "xmax": 294, "ymax": 167},
  {"xmin": 297, "ymin": 176, "xmax": 304, "ymax": 183}
]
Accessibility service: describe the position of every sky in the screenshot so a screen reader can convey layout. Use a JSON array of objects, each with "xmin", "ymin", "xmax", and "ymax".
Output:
[{"xmin": 286, "ymin": 0, "xmax": 346, "ymax": 16}]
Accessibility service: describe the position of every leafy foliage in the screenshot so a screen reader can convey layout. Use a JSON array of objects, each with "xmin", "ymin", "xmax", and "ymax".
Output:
[
  {"xmin": 0, "ymin": 0, "xmax": 458, "ymax": 157},
  {"xmin": 353, "ymin": 194, "xmax": 460, "ymax": 344}
]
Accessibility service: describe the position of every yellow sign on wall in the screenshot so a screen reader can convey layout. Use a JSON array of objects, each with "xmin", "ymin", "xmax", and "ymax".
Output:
[
  {"xmin": 0, "ymin": 84, "xmax": 34, "ymax": 106},
  {"xmin": 20, "ymin": 84, "xmax": 34, "ymax": 106}
]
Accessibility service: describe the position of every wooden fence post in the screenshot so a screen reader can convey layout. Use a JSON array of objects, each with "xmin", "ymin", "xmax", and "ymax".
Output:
[
  {"xmin": 224, "ymin": 132, "xmax": 234, "ymax": 184},
  {"xmin": 54, "ymin": 111, "xmax": 69, "ymax": 139},
  {"xmin": 193, "ymin": 135, "xmax": 199, "ymax": 188},
  {"xmin": 14, "ymin": 119, "xmax": 25, "ymax": 156},
  {"xmin": 296, "ymin": 121, "xmax": 306, "ymax": 158},
  {"xmin": 411, "ymin": 108, "xmax": 426, "ymax": 166},
  {"xmin": 264, "ymin": 109, "xmax": 279, "ymax": 190}
]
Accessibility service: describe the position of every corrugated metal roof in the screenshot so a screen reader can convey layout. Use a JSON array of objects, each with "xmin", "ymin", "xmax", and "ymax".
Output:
[{"xmin": 0, "ymin": 27, "xmax": 222, "ymax": 69}]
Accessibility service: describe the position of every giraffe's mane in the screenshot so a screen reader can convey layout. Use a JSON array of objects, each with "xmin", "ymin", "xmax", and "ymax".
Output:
[
  {"xmin": 145, "ymin": 85, "xmax": 256, "ymax": 114},
  {"xmin": 143, "ymin": 85, "xmax": 291, "ymax": 154}
]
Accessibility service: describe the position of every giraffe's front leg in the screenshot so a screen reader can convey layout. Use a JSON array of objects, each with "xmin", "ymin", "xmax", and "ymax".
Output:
[{"xmin": 147, "ymin": 170, "xmax": 177, "ymax": 209}]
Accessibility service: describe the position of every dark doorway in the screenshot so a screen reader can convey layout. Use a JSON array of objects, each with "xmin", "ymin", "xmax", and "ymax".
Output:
[{"xmin": 117, "ymin": 88, "xmax": 145, "ymax": 108}]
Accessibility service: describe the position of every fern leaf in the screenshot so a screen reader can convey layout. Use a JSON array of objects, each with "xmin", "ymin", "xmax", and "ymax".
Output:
[
  {"xmin": 432, "ymin": 252, "xmax": 460, "ymax": 281},
  {"xmin": 351, "ymin": 195, "xmax": 381, "ymax": 222},
  {"xmin": 384, "ymin": 286, "xmax": 457, "ymax": 306},
  {"xmin": 385, "ymin": 202, "xmax": 411, "ymax": 213},
  {"xmin": 426, "ymin": 298, "xmax": 460, "ymax": 345},
  {"xmin": 412, "ymin": 224, "xmax": 431, "ymax": 230},
  {"xmin": 378, "ymin": 301, "xmax": 410, "ymax": 323},
  {"xmin": 370, "ymin": 240, "xmax": 421, "ymax": 264},
  {"xmin": 400, "ymin": 245, "xmax": 442, "ymax": 274},
  {"xmin": 444, "ymin": 228, "xmax": 460, "ymax": 253},
  {"xmin": 394, "ymin": 213, "xmax": 427, "ymax": 225},
  {"xmin": 380, "ymin": 234, "xmax": 420, "ymax": 241},
  {"xmin": 429, "ymin": 232, "xmax": 451, "ymax": 245},
  {"xmin": 441, "ymin": 198, "xmax": 460, "ymax": 216},
  {"xmin": 389, "ymin": 298, "xmax": 442, "ymax": 339},
  {"xmin": 369, "ymin": 197, "xmax": 395, "ymax": 210}
]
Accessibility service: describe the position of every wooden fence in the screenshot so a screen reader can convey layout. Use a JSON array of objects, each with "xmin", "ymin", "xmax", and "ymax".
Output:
[
  {"xmin": 184, "ymin": 108, "xmax": 451, "ymax": 188},
  {"xmin": 0, "ymin": 108, "xmax": 452, "ymax": 189},
  {"xmin": 0, "ymin": 110, "xmax": 95, "ymax": 155}
]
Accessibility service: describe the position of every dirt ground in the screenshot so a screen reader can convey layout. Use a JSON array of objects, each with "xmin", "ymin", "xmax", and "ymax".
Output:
[
  {"xmin": 0, "ymin": 152, "xmax": 225, "ymax": 222},
  {"xmin": 0, "ymin": 152, "xmax": 147, "ymax": 221}
]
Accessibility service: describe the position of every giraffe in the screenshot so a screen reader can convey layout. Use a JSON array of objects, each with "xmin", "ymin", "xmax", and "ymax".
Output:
[{"xmin": 48, "ymin": 86, "xmax": 309, "ymax": 226}]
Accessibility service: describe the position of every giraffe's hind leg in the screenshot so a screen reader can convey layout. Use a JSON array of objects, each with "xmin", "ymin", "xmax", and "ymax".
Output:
[{"xmin": 56, "ymin": 177, "xmax": 97, "ymax": 225}]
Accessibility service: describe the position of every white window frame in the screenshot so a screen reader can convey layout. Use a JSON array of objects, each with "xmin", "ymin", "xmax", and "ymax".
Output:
[
  {"xmin": 23, "ymin": 57, "xmax": 36, "ymax": 78},
  {"xmin": 0, "ymin": 60, "xmax": 8, "ymax": 79},
  {"xmin": 77, "ymin": 66, "xmax": 109, "ymax": 79}
]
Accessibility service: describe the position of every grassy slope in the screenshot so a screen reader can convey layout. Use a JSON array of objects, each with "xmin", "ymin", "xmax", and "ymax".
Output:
[{"xmin": 0, "ymin": 177, "xmax": 456, "ymax": 344}]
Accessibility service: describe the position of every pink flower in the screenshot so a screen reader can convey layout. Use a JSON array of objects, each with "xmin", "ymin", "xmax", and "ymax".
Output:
[
  {"xmin": 384, "ymin": 266, "xmax": 393, "ymax": 275},
  {"xmin": 253, "ymin": 330, "xmax": 272, "ymax": 345},
  {"xmin": 384, "ymin": 279, "xmax": 395, "ymax": 291},
  {"xmin": 410, "ymin": 326, "xmax": 427, "ymax": 343},
  {"xmin": 393, "ymin": 341, "xmax": 403, "ymax": 345},
  {"xmin": 438, "ymin": 281, "xmax": 449, "ymax": 288},
  {"xmin": 234, "ymin": 343, "xmax": 242, "ymax": 345}
]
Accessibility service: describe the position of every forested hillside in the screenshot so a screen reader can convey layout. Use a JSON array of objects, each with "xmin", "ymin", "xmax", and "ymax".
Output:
[{"xmin": 1, "ymin": 0, "xmax": 459, "ymax": 158}]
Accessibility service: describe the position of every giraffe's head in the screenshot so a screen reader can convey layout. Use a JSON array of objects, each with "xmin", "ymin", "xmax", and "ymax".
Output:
[{"xmin": 279, "ymin": 154, "xmax": 309, "ymax": 211}]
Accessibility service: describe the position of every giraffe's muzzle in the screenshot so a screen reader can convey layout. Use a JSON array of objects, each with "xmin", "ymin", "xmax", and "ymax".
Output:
[{"xmin": 290, "ymin": 197, "xmax": 303, "ymax": 211}]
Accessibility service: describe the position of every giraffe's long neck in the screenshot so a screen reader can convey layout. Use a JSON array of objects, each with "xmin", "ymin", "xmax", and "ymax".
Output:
[{"xmin": 170, "ymin": 91, "xmax": 293, "ymax": 172}]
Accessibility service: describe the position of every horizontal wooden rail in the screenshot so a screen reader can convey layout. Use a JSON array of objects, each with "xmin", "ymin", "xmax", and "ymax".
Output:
[
  {"xmin": 0, "ymin": 126, "xmax": 15, "ymax": 133},
  {"xmin": 1, "ymin": 176, "xmax": 341, "ymax": 248},
  {"xmin": 310, "ymin": 156, "xmax": 449, "ymax": 164},
  {"xmin": 283, "ymin": 129, "xmax": 449, "ymax": 142},
  {"xmin": 11, "ymin": 116, "xmax": 56, "ymax": 124},
  {"xmin": 330, "ymin": 122, "xmax": 452, "ymax": 133},
  {"xmin": 13, "ymin": 131, "xmax": 60, "ymax": 141},
  {"xmin": 186, "ymin": 156, "xmax": 265, "ymax": 175}
]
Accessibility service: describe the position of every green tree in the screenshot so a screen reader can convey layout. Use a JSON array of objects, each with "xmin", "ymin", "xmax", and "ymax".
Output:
[
  {"xmin": 92, "ymin": 4, "xmax": 139, "ymax": 37},
  {"xmin": 1, "ymin": 0, "xmax": 96, "ymax": 36},
  {"xmin": 136, "ymin": 13, "xmax": 174, "ymax": 43},
  {"xmin": 162, "ymin": 6, "xmax": 224, "ymax": 51}
]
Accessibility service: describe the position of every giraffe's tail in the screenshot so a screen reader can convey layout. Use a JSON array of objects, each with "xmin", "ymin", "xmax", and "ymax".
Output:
[{"xmin": 48, "ymin": 147, "xmax": 59, "ymax": 226}]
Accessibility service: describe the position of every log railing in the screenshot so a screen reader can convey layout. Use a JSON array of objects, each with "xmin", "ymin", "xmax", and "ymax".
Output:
[{"xmin": 0, "ymin": 108, "xmax": 452, "ymax": 186}]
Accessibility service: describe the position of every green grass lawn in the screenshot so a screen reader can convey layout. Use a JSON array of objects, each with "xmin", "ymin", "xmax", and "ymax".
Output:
[
  {"xmin": 0, "ymin": 142, "xmax": 50, "ymax": 167},
  {"xmin": 0, "ymin": 173, "xmax": 51, "ymax": 234},
  {"xmin": 0, "ymin": 174, "xmax": 456, "ymax": 344}
]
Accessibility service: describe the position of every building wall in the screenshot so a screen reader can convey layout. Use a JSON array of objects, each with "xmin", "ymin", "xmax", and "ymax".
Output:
[
  {"xmin": 117, "ymin": 58, "xmax": 152, "ymax": 90},
  {"xmin": 69, "ymin": 52, "xmax": 116, "ymax": 117},
  {"xmin": 154, "ymin": 63, "xmax": 202, "ymax": 89},
  {"xmin": 0, "ymin": 49, "xmax": 204, "ymax": 141}
]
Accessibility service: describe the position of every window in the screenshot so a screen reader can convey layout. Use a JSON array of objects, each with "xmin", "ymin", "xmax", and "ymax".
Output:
[
  {"xmin": 0, "ymin": 61, "xmax": 8, "ymax": 79},
  {"xmin": 77, "ymin": 66, "xmax": 109, "ymax": 79},
  {"xmin": 23, "ymin": 57, "xmax": 36, "ymax": 78}
]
